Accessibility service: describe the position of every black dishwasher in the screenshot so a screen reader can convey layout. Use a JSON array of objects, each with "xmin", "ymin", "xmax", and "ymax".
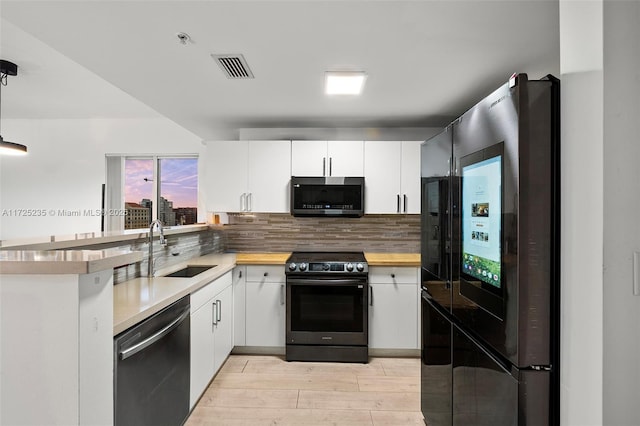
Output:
[{"xmin": 114, "ymin": 295, "xmax": 190, "ymax": 426}]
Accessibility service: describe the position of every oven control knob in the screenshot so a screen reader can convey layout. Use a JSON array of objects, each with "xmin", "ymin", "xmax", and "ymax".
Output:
[
  {"xmin": 346, "ymin": 263, "xmax": 354, "ymax": 272},
  {"xmin": 356, "ymin": 263, "xmax": 365, "ymax": 272},
  {"xmin": 299, "ymin": 262, "xmax": 308, "ymax": 271},
  {"xmin": 288, "ymin": 262, "xmax": 297, "ymax": 271}
]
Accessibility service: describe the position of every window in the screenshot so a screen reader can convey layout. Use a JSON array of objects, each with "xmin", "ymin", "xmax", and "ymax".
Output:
[
  {"xmin": 124, "ymin": 159, "xmax": 154, "ymax": 229},
  {"xmin": 106, "ymin": 155, "xmax": 199, "ymax": 231},
  {"xmin": 157, "ymin": 158, "xmax": 198, "ymax": 227}
]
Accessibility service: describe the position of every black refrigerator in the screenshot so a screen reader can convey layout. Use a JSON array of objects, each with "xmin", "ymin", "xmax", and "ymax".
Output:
[{"xmin": 420, "ymin": 73, "xmax": 560, "ymax": 426}]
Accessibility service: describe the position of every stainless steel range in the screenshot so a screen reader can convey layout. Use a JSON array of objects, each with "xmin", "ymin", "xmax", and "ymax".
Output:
[{"xmin": 285, "ymin": 251, "xmax": 369, "ymax": 363}]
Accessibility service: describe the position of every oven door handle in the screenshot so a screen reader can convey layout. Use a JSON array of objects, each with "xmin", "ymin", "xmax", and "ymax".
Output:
[{"xmin": 287, "ymin": 279, "xmax": 367, "ymax": 287}]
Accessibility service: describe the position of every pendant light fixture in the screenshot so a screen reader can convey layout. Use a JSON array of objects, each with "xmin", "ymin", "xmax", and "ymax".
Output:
[{"xmin": 0, "ymin": 60, "xmax": 27, "ymax": 156}]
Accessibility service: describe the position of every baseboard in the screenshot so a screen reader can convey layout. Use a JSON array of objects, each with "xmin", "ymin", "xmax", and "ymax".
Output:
[
  {"xmin": 368, "ymin": 348, "xmax": 420, "ymax": 357},
  {"xmin": 232, "ymin": 346, "xmax": 285, "ymax": 355},
  {"xmin": 232, "ymin": 346, "xmax": 419, "ymax": 358}
]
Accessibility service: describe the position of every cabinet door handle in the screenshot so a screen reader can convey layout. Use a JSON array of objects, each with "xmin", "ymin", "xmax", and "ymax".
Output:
[
  {"xmin": 264, "ymin": 272, "xmax": 269, "ymax": 277},
  {"xmin": 391, "ymin": 273, "xmax": 396, "ymax": 279},
  {"xmin": 323, "ymin": 157, "xmax": 326, "ymax": 176},
  {"xmin": 247, "ymin": 193, "xmax": 253, "ymax": 212},
  {"xmin": 329, "ymin": 157, "xmax": 333, "ymax": 176},
  {"xmin": 212, "ymin": 301, "xmax": 217, "ymax": 326},
  {"xmin": 239, "ymin": 270, "xmax": 242, "ymax": 279},
  {"xmin": 369, "ymin": 285, "xmax": 373, "ymax": 306},
  {"xmin": 216, "ymin": 299, "xmax": 222, "ymax": 322},
  {"xmin": 397, "ymin": 194, "xmax": 401, "ymax": 213},
  {"xmin": 403, "ymin": 194, "xmax": 408, "ymax": 213},
  {"xmin": 280, "ymin": 284, "xmax": 285, "ymax": 305},
  {"xmin": 240, "ymin": 193, "xmax": 247, "ymax": 211}
]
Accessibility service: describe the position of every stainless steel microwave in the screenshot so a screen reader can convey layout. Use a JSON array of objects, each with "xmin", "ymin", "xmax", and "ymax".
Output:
[{"xmin": 290, "ymin": 176, "xmax": 364, "ymax": 217}]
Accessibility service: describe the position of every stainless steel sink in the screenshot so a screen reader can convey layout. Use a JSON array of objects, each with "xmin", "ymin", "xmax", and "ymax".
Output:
[{"xmin": 163, "ymin": 265, "xmax": 216, "ymax": 278}]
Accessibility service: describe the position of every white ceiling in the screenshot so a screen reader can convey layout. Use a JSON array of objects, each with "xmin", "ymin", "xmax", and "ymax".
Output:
[{"xmin": 0, "ymin": 0, "xmax": 560, "ymax": 140}]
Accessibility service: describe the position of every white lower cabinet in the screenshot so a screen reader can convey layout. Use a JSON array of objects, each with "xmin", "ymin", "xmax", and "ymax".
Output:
[
  {"xmin": 368, "ymin": 267, "xmax": 420, "ymax": 349},
  {"xmin": 245, "ymin": 265, "xmax": 286, "ymax": 347},
  {"xmin": 189, "ymin": 271, "xmax": 233, "ymax": 408},
  {"xmin": 232, "ymin": 266, "xmax": 246, "ymax": 346},
  {"xmin": 213, "ymin": 285, "xmax": 233, "ymax": 372}
]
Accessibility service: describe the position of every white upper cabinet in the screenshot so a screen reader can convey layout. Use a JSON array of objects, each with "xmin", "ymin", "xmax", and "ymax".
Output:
[
  {"xmin": 364, "ymin": 141, "xmax": 402, "ymax": 214},
  {"xmin": 291, "ymin": 140, "xmax": 327, "ymax": 176},
  {"xmin": 206, "ymin": 140, "xmax": 249, "ymax": 212},
  {"xmin": 364, "ymin": 140, "xmax": 422, "ymax": 214},
  {"xmin": 206, "ymin": 140, "xmax": 291, "ymax": 213},
  {"xmin": 400, "ymin": 141, "xmax": 422, "ymax": 214},
  {"xmin": 247, "ymin": 140, "xmax": 291, "ymax": 212},
  {"xmin": 291, "ymin": 140, "xmax": 363, "ymax": 177}
]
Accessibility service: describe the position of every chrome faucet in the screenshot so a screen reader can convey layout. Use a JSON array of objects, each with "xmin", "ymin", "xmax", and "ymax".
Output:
[{"xmin": 148, "ymin": 219, "xmax": 167, "ymax": 277}]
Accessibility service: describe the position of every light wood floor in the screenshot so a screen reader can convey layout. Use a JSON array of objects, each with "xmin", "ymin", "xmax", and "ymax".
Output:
[{"xmin": 186, "ymin": 354, "xmax": 425, "ymax": 425}]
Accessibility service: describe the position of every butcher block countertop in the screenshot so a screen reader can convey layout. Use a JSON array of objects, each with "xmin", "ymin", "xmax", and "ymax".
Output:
[
  {"xmin": 235, "ymin": 252, "xmax": 420, "ymax": 267},
  {"xmin": 365, "ymin": 252, "xmax": 420, "ymax": 267},
  {"xmin": 236, "ymin": 252, "xmax": 291, "ymax": 265}
]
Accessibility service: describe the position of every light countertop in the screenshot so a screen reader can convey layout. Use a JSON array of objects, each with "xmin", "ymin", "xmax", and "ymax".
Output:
[
  {"xmin": 113, "ymin": 253, "xmax": 236, "ymax": 335},
  {"xmin": 113, "ymin": 251, "xmax": 419, "ymax": 335},
  {"xmin": 0, "ymin": 249, "xmax": 143, "ymax": 274}
]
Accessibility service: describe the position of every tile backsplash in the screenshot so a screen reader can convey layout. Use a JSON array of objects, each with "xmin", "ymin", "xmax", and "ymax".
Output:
[
  {"xmin": 82, "ymin": 228, "xmax": 226, "ymax": 284},
  {"xmin": 223, "ymin": 213, "xmax": 419, "ymax": 253},
  {"xmin": 54, "ymin": 213, "xmax": 418, "ymax": 284}
]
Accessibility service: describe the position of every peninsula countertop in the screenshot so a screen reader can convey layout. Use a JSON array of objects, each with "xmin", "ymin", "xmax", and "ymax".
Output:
[{"xmin": 0, "ymin": 248, "xmax": 143, "ymax": 274}]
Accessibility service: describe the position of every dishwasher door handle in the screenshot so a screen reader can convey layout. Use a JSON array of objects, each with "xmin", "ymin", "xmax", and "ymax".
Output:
[{"xmin": 119, "ymin": 306, "xmax": 190, "ymax": 360}]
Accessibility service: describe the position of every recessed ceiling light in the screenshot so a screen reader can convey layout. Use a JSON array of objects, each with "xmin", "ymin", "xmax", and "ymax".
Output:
[{"xmin": 325, "ymin": 71, "xmax": 367, "ymax": 95}]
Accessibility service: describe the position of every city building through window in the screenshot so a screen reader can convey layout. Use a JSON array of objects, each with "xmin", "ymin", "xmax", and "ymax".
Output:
[{"xmin": 122, "ymin": 157, "xmax": 198, "ymax": 230}]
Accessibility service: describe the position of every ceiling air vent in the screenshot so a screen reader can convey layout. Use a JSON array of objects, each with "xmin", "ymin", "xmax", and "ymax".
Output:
[{"xmin": 211, "ymin": 54, "xmax": 254, "ymax": 79}]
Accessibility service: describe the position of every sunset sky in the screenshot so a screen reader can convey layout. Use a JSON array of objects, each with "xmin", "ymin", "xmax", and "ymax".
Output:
[{"xmin": 124, "ymin": 158, "xmax": 198, "ymax": 207}]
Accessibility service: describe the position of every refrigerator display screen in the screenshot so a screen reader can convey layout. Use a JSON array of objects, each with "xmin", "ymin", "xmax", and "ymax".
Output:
[{"xmin": 461, "ymin": 154, "xmax": 502, "ymax": 289}]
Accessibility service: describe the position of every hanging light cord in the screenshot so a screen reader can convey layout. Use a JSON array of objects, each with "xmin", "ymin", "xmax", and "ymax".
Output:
[{"xmin": 0, "ymin": 73, "xmax": 4, "ymax": 134}]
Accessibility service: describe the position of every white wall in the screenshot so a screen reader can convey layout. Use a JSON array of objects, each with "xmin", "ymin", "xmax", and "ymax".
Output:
[
  {"xmin": 560, "ymin": 1, "xmax": 640, "ymax": 424},
  {"xmin": 602, "ymin": 1, "xmax": 640, "ymax": 425},
  {"xmin": 559, "ymin": 1, "xmax": 604, "ymax": 425},
  {"xmin": 0, "ymin": 118, "xmax": 203, "ymax": 240}
]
